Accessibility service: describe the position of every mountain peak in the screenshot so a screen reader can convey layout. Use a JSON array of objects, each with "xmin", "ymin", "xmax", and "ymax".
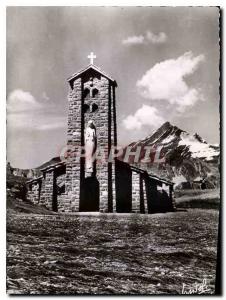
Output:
[
  {"xmin": 193, "ymin": 133, "xmax": 207, "ymax": 144},
  {"xmin": 158, "ymin": 121, "xmax": 172, "ymax": 131},
  {"xmin": 146, "ymin": 121, "xmax": 184, "ymax": 144},
  {"xmin": 126, "ymin": 121, "xmax": 219, "ymax": 186},
  {"xmin": 129, "ymin": 121, "xmax": 219, "ymax": 161},
  {"xmin": 156, "ymin": 122, "xmax": 187, "ymax": 135}
]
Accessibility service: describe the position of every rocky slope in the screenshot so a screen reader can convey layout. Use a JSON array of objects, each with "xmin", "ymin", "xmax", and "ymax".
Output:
[{"xmin": 125, "ymin": 122, "xmax": 220, "ymax": 188}]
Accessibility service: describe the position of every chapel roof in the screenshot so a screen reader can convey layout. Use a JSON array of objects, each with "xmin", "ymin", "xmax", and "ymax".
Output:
[{"xmin": 67, "ymin": 64, "xmax": 117, "ymax": 87}]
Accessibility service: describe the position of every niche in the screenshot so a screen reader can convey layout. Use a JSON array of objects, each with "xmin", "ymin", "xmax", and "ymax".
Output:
[
  {"xmin": 92, "ymin": 88, "xmax": 99, "ymax": 98},
  {"xmin": 83, "ymin": 104, "xmax": 90, "ymax": 113},
  {"xmin": 84, "ymin": 88, "xmax": 90, "ymax": 99},
  {"xmin": 91, "ymin": 103, "xmax": 98, "ymax": 113}
]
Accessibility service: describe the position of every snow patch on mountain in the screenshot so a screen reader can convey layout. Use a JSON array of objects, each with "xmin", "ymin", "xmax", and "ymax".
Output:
[
  {"xmin": 173, "ymin": 174, "xmax": 187, "ymax": 188},
  {"xmin": 127, "ymin": 121, "xmax": 220, "ymax": 187},
  {"xmin": 161, "ymin": 135, "xmax": 175, "ymax": 144},
  {"xmin": 178, "ymin": 132, "xmax": 219, "ymax": 161}
]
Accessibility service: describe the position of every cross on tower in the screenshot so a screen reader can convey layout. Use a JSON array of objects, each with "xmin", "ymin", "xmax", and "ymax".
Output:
[{"xmin": 88, "ymin": 52, "xmax": 96, "ymax": 65}]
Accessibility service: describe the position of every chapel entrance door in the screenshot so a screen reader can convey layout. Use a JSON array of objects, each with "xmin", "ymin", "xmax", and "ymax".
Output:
[
  {"xmin": 115, "ymin": 163, "xmax": 132, "ymax": 213},
  {"xmin": 80, "ymin": 176, "xmax": 100, "ymax": 211}
]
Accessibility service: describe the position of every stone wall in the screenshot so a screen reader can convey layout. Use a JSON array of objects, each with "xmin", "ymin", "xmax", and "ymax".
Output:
[
  {"xmin": 142, "ymin": 178, "xmax": 148, "ymax": 213},
  {"xmin": 63, "ymin": 70, "xmax": 117, "ymax": 213},
  {"xmin": 27, "ymin": 179, "xmax": 42, "ymax": 205},
  {"xmin": 26, "ymin": 161, "xmax": 175, "ymax": 214},
  {"xmin": 26, "ymin": 165, "xmax": 67, "ymax": 212},
  {"xmin": 110, "ymin": 85, "xmax": 117, "ymax": 212},
  {"xmin": 85, "ymin": 75, "xmax": 109, "ymax": 212},
  {"xmin": 116, "ymin": 162, "xmax": 175, "ymax": 214},
  {"xmin": 40, "ymin": 170, "xmax": 54, "ymax": 210},
  {"xmin": 170, "ymin": 185, "xmax": 177, "ymax": 211},
  {"xmin": 131, "ymin": 171, "xmax": 140, "ymax": 213},
  {"xmin": 63, "ymin": 77, "xmax": 82, "ymax": 212}
]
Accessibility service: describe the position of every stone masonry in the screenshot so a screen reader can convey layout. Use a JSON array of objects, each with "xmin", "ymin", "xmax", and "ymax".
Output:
[
  {"xmin": 26, "ymin": 59, "xmax": 175, "ymax": 214},
  {"xmin": 55, "ymin": 65, "xmax": 118, "ymax": 213}
]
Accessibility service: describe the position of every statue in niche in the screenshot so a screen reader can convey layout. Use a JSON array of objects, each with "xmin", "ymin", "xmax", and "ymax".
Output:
[{"xmin": 85, "ymin": 120, "xmax": 97, "ymax": 176}]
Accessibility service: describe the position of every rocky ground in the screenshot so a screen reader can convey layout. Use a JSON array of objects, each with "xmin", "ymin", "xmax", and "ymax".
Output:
[{"xmin": 7, "ymin": 209, "xmax": 219, "ymax": 295}]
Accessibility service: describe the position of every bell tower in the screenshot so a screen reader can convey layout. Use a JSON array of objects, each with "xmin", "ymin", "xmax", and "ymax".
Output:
[{"xmin": 62, "ymin": 53, "xmax": 117, "ymax": 212}]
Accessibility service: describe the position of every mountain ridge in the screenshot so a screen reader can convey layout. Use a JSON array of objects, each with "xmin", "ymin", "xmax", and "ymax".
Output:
[{"xmin": 127, "ymin": 122, "xmax": 219, "ymax": 188}]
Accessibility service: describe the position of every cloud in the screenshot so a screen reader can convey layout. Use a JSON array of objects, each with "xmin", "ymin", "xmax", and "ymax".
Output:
[
  {"xmin": 7, "ymin": 89, "xmax": 66, "ymax": 131},
  {"xmin": 122, "ymin": 31, "xmax": 167, "ymax": 46},
  {"xmin": 136, "ymin": 52, "xmax": 205, "ymax": 112},
  {"xmin": 122, "ymin": 35, "xmax": 145, "ymax": 45},
  {"xmin": 123, "ymin": 105, "xmax": 164, "ymax": 130},
  {"xmin": 146, "ymin": 31, "xmax": 167, "ymax": 44},
  {"xmin": 7, "ymin": 89, "xmax": 42, "ymax": 113},
  {"xmin": 7, "ymin": 112, "xmax": 66, "ymax": 131}
]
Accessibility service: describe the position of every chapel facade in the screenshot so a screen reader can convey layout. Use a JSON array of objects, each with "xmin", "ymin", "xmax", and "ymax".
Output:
[{"xmin": 26, "ymin": 55, "xmax": 175, "ymax": 213}]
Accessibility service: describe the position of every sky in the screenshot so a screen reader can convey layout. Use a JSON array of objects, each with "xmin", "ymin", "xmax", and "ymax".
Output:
[{"xmin": 7, "ymin": 6, "xmax": 220, "ymax": 169}]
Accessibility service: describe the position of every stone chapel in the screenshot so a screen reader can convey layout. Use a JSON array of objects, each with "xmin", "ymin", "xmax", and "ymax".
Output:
[{"xmin": 26, "ymin": 53, "xmax": 175, "ymax": 213}]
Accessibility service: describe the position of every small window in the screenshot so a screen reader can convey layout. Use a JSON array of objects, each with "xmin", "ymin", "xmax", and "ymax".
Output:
[
  {"xmin": 91, "ymin": 103, "xmax": 98, "ymax": 113},
  {"xmin": 83, "ymin": 104, "xmax": 90, "ymax": 113},
  {"xmin": 84, "ymin": 88, "xmax": 90, "ymax": 98},
  {"xmin": 92, "ymin": 88, "xmax": 99, "ymax": 98}
]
